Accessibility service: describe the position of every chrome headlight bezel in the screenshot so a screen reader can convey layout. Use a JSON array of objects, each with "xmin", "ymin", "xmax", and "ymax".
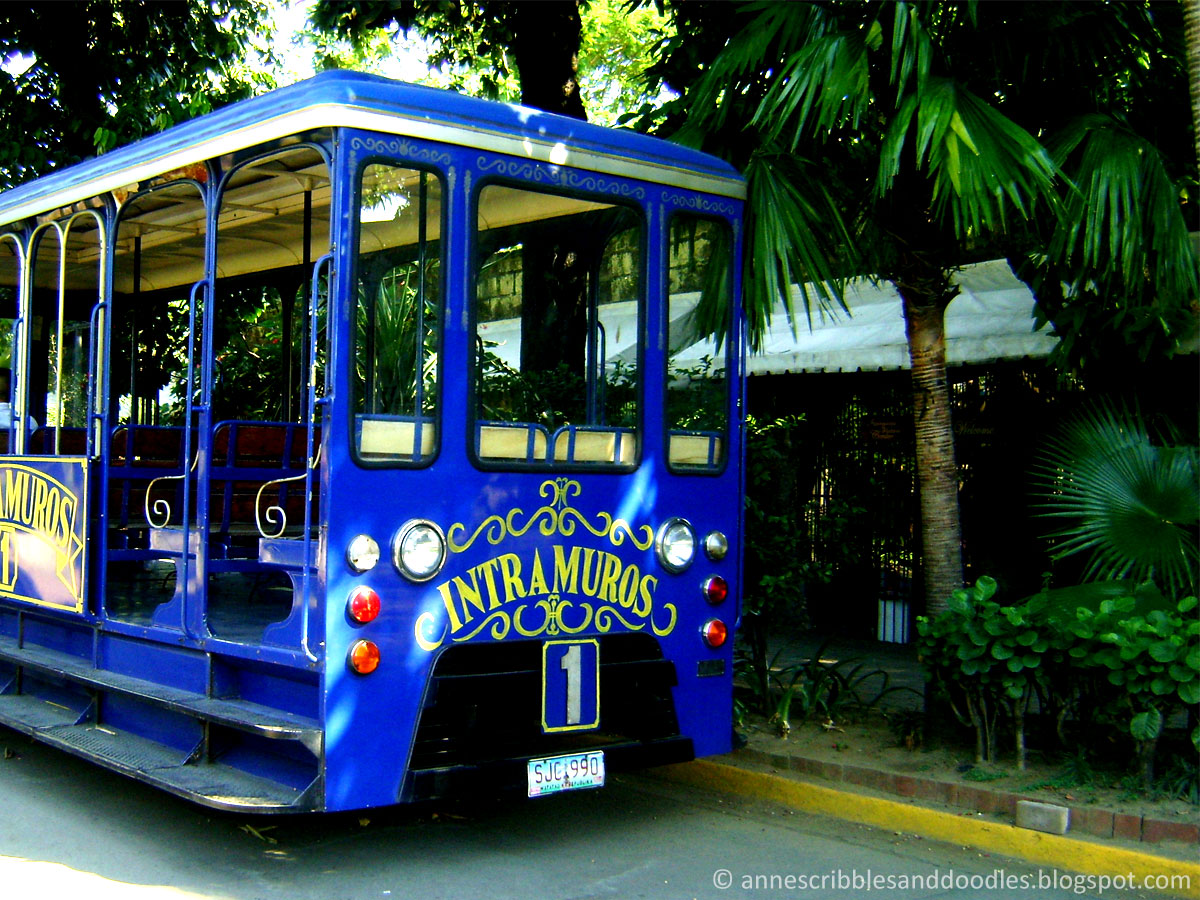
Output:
[
  {"xmin": 392, "ymin": 519, "xmax": 447, "ymax": 582},
  {"xmin": 655, "ymin": 517, "xmax": 696, "ymax": 574}
]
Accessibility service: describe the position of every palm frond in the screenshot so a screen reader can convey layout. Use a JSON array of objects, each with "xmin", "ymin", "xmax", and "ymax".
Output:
[
  {"xmin": 1031, "ymin": 399, "xmax": 1199, "ymax": 597},
  {"xmin": 741, "ymin": 148, "xmax": 858, "ymax": 350},
  {"xmin": 1047, "ymin": 114, "xmax": 1198, "ymax": 302},
  {"xmin": 752, "ymin": 28, "xmax": 876, "ymax": 144},
  {"xmin": 682, "ymin": 1, "xmax": 825, "ymax": 138},
  {"xmin": 878, "ymin": 77, "xmax": 1060, "ymax": 239},
  {"xmin": 888, "ymin": 1, "xmax": 931, "ymax": 103}
]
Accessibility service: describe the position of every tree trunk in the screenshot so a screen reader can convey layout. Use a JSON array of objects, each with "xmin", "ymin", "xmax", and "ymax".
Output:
[
  {"xmin": 901, "ymin": 292, "xmax": 964, "ymax": 617},
  {"xmin": 509, "ymin": 1, "xmax": 587, "ymax": 120},
  {"xmin": 1185, "ymin": 0, "xmax": 1200, "ymax": 167}
]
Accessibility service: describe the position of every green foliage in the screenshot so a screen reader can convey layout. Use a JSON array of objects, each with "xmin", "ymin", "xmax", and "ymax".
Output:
[
  {"xmin": 357, "ymin": 262, "xmax": 439, "ymax": 417},
  {"xmin": 918, "ymin": 578, "xmax": 1200, "ymax": 791},
  {"xmin": 1031, "ymin": 399, "xmax": 1199, "ymax": 598},
  {"xmin": 665, "ymin": 357, "xmax": 726, "ymax": 433},
  {"xmin": 0, "ymin": 0, "xmax": 274, "ymax": 188},
  {"xmin": 737, "ymin": 414, "xmax": 869, "ymax": 718},
  {"xmin": 962, "ymin": 766, "xmax": 1010, "ymax": 783},
  {"xmin": 641, "ymin": 0, "xmax": 1196, "ymax": 614},
  {"xmin": 769, "ymin": 639, "xmax": 915, "ymax": 738},
  {"xmin": 310, "ymin": 1, "xmax": 522, "ymax": 102},
  {"xmin": 577, "ymin": 0, "xmax": 673, "ymax": 127}
]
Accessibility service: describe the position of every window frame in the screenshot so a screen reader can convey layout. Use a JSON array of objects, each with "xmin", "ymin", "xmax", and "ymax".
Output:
[
  {"xmin": 662, "ymin": 209, "xmax": 736, "ymax": 477},
  {"xmin": 348, "ymin": 155, "xmax": 447, "ymax": 471},
  {"xmin": 468, "ymin": 174, "xmax": 648, "ymax": 473}
]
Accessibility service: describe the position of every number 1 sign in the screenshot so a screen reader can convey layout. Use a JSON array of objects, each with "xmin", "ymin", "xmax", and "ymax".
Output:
[{"xmin": 541, "ymin": 639, "xmax": 600, "ymax": 732}]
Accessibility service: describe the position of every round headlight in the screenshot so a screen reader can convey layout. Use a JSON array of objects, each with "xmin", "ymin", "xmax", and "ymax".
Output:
[
  {"xmin": 655, "ymin": 517, "xmax": 696, "ymax": 573},
  {"xmin": 346, "ymin": 534, "xmax": 380, "ymax": 573},
  {"xmin": 704, "ymin": 531, "xmax": 729, "ymax": 562},
  {"xmin": 392, "ymin": 519, "xmax": 447, "ymax": 582}
]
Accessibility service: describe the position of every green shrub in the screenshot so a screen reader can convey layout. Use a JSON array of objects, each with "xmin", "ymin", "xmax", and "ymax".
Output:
[{"xmin": 918, "ymin": 579, "xmax": 1199, "ymax": 789}]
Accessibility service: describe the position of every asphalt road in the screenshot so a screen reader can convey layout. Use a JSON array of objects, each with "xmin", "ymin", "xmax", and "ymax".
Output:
[{"xmin": 0, "ymin": 730, "xmax": 1185, "ymax": 900}]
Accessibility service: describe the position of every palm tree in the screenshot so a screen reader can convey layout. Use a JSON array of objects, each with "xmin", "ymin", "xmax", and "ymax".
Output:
[{"xmin": 649, "ymin": 1, "xmax": 1197, "ymax": 615}]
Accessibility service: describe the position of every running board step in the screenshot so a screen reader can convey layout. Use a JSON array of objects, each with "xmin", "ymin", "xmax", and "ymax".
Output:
[
  {"xmin": 0, "ymin": 702, "xmax": 318, "ymax": 812},
  {"xmin": 0, "ymin": 635, "xmax": 321, "ymax": 752}
]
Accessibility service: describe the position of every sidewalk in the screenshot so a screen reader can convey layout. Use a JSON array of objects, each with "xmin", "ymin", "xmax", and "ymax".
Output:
[{"xmin": 651, "ymin": 635, "xmax": 1200, "ymax": 898}]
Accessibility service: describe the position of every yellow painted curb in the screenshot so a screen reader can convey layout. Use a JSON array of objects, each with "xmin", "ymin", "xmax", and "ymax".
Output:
[{"xmin": 655, "ymin": 760, "xmax": 1200, "ymax": 900}]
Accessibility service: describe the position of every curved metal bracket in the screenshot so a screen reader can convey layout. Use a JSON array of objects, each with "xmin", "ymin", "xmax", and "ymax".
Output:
[{"xmin": 254, "ymin": 442, "xmax": 323, "ymax": 539}]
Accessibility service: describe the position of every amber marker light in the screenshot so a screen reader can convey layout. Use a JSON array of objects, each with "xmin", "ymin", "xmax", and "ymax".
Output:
[
  {"xmin": 701, "ymin": 618, "xmax": 727, "ymax": 648},
  {"xmin": 702, "ymin": 575, "xmax": 729, "ymax": 605},
  {"xmin": 347, "ymin": 586, "xmax": 381, "ymax": 624},
  {"xmin": 348, "ymin": 639, "xmax": 381, "ymax": 674}
]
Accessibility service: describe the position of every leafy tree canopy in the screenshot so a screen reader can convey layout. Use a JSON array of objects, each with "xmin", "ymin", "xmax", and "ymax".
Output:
[
  {"xmin": 310, "ymin": 0, "xmax": 587, "ymax": 117},
  {"xmin": 308, "ymin": 0, "xmax": 672, "ymax": 125},
  {"xmin": 631, "ymin": 0, "xmax": 1196, "ymax": 612},
  {"xmin": 0, "ymin": 0, "xmax": 275, "ymax": 188},
  {"xmin": 637, "ymin": 1, "xmax": 1197, "ymax": 375}
]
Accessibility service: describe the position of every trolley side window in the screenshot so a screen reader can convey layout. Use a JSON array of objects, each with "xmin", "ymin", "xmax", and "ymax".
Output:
[
  {"xmin": 473, "ymin": 184, "xmax": 641, "ymax": 467},
  {"xmin": 666, "ymin": 214, "xmax": 733, "ymax": 472},
  {"xmin": 111, "ymin": 181, "xmax": 208, "ymax": 428},
  {"xmin": 212, "ymin": 144, "xmax": 332, "ymax": 425},
  {"xmin": 0, "ymin": 234, "xmax": 19, "ymax": 453},
  {"xmin": 26, "ymin": 210, "xmax": 105, "ymax": 455},
  {"xmin": 353, "ymin": 163, "xmax": 443, "ymax": 466}
]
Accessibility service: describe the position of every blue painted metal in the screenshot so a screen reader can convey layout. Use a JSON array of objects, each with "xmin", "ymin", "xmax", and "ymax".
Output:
[{"xmin": 0, "ymin": 72, "xmax": 746, "ymax": 813}]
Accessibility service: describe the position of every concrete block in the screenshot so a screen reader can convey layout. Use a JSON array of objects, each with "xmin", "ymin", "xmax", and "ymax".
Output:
[{"xmin": 1016, "ymin": 800, "xmax": 1070, "ymax": 835}]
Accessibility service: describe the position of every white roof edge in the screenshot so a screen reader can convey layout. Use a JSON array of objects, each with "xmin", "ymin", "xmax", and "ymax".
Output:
[{"xmin": 0, "ymin": 104, "xmax": 745, "ymax": 228}]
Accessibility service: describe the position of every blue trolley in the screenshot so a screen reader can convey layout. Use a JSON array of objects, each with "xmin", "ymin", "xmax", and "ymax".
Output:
[{"xmin": 0, "ymin": 72, "xmax": 745, "ymax": 812}]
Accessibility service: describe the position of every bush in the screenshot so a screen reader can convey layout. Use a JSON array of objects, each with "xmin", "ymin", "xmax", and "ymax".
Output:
[{"xmin": 917, "ymin": 578, "xmax": 1199, "ymax": 790}]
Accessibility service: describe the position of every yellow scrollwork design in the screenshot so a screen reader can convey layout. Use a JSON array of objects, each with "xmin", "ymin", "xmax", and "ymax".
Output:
[
  {"xmin": 414, "ymin": 611, "xmax": 447, "ymax": 652},
  {"xmin": 600, "ymin": 514, "xmax": 655, "ymax": 551},
  {"xmin": 543, "ymin": 478, "xmax": 580, "ymax": 509},
  {"xmin": 595, "ymin": 605, "xmax": 644, "ymax": 633},
  {"xmin": 505, "ymin": 504, "xmax": 558, "ymax": 539},
  {"xmin": 447, "ymin": 514, "xmax": 508, "ymax": 553},
  {"xmin": 513, "ymin": 596, "xmax": 594, "ymax": 637},
  {"xmin": 549, "ymin": 597, "xmax": 593, "ymax": 634},
  {"xmin": 651, "ymin": 602, "xmax": 678, "ymax": 637},
  {"xmin": 445, "ymin": 478, "xmax": 656, "ymax": 552},
  {"xmin": 455, "ymin": 610, "xmax": 513, "ymax": 643}
]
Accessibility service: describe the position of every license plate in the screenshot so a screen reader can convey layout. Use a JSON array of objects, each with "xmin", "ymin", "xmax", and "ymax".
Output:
[{"xmin": 527, "ymin": 750, "xmax": 605, "ymax": 798}]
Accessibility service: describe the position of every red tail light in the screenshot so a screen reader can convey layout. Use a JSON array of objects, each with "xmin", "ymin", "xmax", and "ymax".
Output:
[
  {"xmin": 347, "ymin": 586, "xmax": 381, "ymax": 623},
  {"xmin": 702, "ymin": 575, "xmax": 728, "ymax": 605}
]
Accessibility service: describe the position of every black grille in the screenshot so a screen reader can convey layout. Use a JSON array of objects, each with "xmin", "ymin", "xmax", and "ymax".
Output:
[{"xmin": 409, "ymin": 633, "xmax": 680, "ymax": 772}]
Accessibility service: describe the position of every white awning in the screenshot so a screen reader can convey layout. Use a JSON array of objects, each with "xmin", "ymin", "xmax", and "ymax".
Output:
[{"xmin": 678, "ymin": 258, "xmax": 1058, "ymax": 375}]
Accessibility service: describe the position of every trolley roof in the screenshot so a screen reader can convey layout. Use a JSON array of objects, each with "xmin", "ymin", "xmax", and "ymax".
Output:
[{"xmin": 0, "ymin": 71, "xmax": 745, "ymax": 228}]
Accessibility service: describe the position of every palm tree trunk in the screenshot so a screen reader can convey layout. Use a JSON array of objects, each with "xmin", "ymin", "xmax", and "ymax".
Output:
[
  {"xmin": 902, "ymin": 293, "xmax": 964, "ymax": 617},
  {"xmin": 1185, "ymin": 0, "xmax": 1200, "ymax": 166}
]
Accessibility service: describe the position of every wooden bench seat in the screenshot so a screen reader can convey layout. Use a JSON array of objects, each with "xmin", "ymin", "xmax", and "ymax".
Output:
[
  {"xmin": 108, "ymin": 425, "xmax": 189, "ymax": 552},
  {"xmin": 208, "ymin": 420, "xmax": 319, "ymax": 553}
]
